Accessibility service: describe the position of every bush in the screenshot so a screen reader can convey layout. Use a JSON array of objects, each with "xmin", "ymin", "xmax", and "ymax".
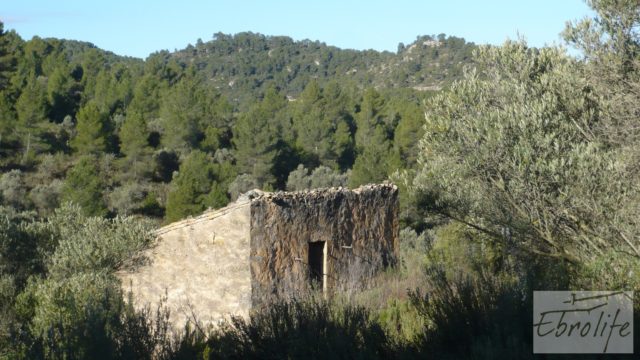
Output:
[
  {"xmin": 29, "ymin": 179, "xmax": 63, "ymax": 216},
  {"xmin": 228, "ymin": 173, "xmax": 259, "ymax": 201},
  {"xmin": 576, "ymin": 250, "xmax": 640, "ymax": 292},
  {"xmin": 409, "ymin": 268, "xmax": 532, "ymax": 359},
  {"xmin": 0, "ymin": 169, "xmax": 29, "ymax": 210},
  {"xmin": 427, "ymin": 222, "xmax": 508, "ymax": 280},
  {"xmin": 61, "ymin": 155, "xmax": 108, "ymax": 217},
  {"xmin": 0, "ymin": 207, "xmax": 50, "ymax": 286},
  {"xmin": 205, "ymin": 299, "xmax": 391, "ymax": 359},
  {"xmin": 15, "ymin": 273, "xmax": 172, "ymax": 360},
  {"xmin": 107, "ymin": 182, "xmax": 148, "ymax": 215},
  {"xmin": 46, "ymin": 203, "xmax": 154, "ymax": 278},
  {"xmin": 286, "ymin": 164, "xmax": 349, "ymax": 191}
]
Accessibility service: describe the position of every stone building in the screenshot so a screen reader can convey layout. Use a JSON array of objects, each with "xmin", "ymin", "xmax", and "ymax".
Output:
[{"xmin": 118, "ymin": 184, "xmax": 398, "ymax": 329}]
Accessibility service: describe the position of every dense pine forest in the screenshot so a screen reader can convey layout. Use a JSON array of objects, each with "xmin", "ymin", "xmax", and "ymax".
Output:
[
  {"xmin": 1, "ymin": 0, "xmax": 640, "ymax": 358},
  {"xmin": 0, "ymin": 26, "xmax": 473, "ymax": 222}
]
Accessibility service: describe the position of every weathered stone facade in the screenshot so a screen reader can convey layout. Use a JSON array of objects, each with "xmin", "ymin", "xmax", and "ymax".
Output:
[
  {"xmin": 250, "ymin": 185, "xmax": 398, "ymax": 307},
  {"xmin": 118, "ymin": 199, "xmax": 253, "ymax": 328},
  {"xmin": 117, "ymin": 184, "xmax": 398, "ymax": 329}
]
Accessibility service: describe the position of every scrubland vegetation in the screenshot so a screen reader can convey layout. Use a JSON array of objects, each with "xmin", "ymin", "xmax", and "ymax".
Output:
[{"xmin": 1, "ymin": 0, "xmax": 640, "ymax": 358}]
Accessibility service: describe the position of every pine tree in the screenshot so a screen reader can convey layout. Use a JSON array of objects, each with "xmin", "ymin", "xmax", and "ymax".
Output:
[
  {"xmin": 292, "ymin": 81, "xmax": 354, "ymax": 170},
  {"xmin": 0, "ymin": 92, "xmax": 16, "ymax": 149},
  {"xmin": 349, "ymin": 88, "xmax": 394, "ymax": 187},
  {"xmin": 232, "ymin": 86, "xmax": 286, "ymax": 188},
  {"xmin": 46, "ymin": 66, "xmax": 76, "ymax": 122},
  {"xmin": 62, "ymin": 155, "xmax": 107, "ymax": 217},
  {"xmin": 349, "ymin": 126, "xmax": 393, "ymax": 187},
  {"xmin": 119, "ymin": 111, "xmax": 150, "ymax": 179},
  {"xmin": 165, "ymin": 150, "xmax": 229, "ymax": 222},
  {"xmin": 0, "ymin": 21, "xmax": 16, "ymax": 90},
  {"xmin": 16, "ymin": 74, "xmax": 48, "ymax": 128},
  {"xmin": 391, "ymin": 99, "xmax": 424, "ymax": 167},
  {"xmin": 15, "ymin": 74, "xmax": 48, "ymax": 163},
  {"xmin": 71, "ymin": 101, "xmax": 109, "ymax": 154},
  {"xmin": 354, "ymin": 88, "xmax": 386, "ymax": 152},
  {"xmin": 159, "ymin": 71, "xmax": 222, "ymax": 153}
]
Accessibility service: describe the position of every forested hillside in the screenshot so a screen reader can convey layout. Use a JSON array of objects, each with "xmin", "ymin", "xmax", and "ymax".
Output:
[
  {"xmin": 0, "ymin": 27, "xmax": 474, "ymax": 223},
  {"xmin": 174, "ymin": 32, "xmax": 472, "ymax": 107}
]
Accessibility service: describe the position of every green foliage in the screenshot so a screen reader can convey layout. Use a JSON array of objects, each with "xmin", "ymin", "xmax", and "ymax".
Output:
[
  {"xmin": 46, "ymin": 64, "xmax": 78, "ymax": 122},
  {"xmin": 165, "ymin": 150, "xmax": 232, "ymax": 222},
  {"xmin": 0, "ymin": 273, "xmax": 17, "ymax": 351},
  {"xmin": 376, "ymin": 298, "xmax": 425, "ymax": 344},
  {"xmin": 173, "ymin": 32, "xmax": 474, "ymax": 106},
  {"xmin": 428, "ymin": 222, "xmax": 508, "ymax": 280},
  {"xmin": 0, "ymin": 91, "xmax": 17, "ymax": 150},
  {"xmin": 119, "ymin": 111, "xmax": 152, "ymax": 180},
  {"xmin": 159, "ymin": 73, "xmax": 204, "ymax": 152},
  {"xmin": 0, "ymin": 207, "xmax": 50, "ymax": 287},
  {"xmin": 0, "ymin": 24, "xmax": 471, "ymax": 224},
  {"xmin": 291, "ymin": 81, "xmax": 355, "ymax": 169},
  {"xmin": 16, "ymin": 74, "xmax": 48, "ymax": 130},
  {"xmin": 107, "ymin": 182, "xmax": 148, "ymax": 215},
  {"xmin": 29, "ymin": 179, "xmax": 63, "ymax": 215},
  {"xmin": 206, "ymin": 299, "xmax": 390, "ymax": 359},
  {"xmin": 152, "ymin": 148, "xmax": 179, "ymax": 182},
  {"xmin": 119, "ymin": 111, "xmax": 149, "ymax": 158},
  {"xmin": 91, "ymin": 64, "xmax": 135, "ymax": 114},
  {"xmin": 286, "ymin": 164, "xmax": 349, "ymax": 191},
  {"xmin": 127, "ymin": 74, "xmax": 165, "ymax": 119},
  {"xmin": 390, "ymin": 97, "xmax": 424, "ymax": 168},
  {"xmin": 71, "ymin": 101, "xmax": 110, "ymax": 154},
  {"xmin": 349, "ymin": 126, "xmax": 396, "ymax": 187},
  {"xmin": 62, "ymin": 155, "xmax": 107, "ymax": 217},
  {"xmin": 0, "ymin": 169, "xmax": 29, "ymax": 210},
  {"xmin": 232, "ymin": 86, "xmax": 287, "ymax": 188},
  {"xmin": 46, "ymin": 203, "xmax": 154, "ymax": 278},
  {"xmin": 0, "ymin": 202, "xmax": 162, "ymax": 359},
  {"xmin": 0, "ymin": 21, "xmax": 17, "ymax": 89},
  {"xmin": 413, "ymin": 40, "xmax": 632, "ymax": 263},
  {"xmin": 17, "ymin": 273, "xmax": 169, "ymax": 360},
  {"xmin": 577, "ymin": 250, "xmax": 640, "ymax": 291},
  {"xmin": 25, "ymin": 273, "xmax": 121, "ymax": 342},
  {"xmin": 227, "ymin": 173, "xmax": 259, "ymax": 201},
  {"xmin": 158, "ymin": 69, "xmax": 233, "ymax": 154},
  {"xmin": 409, "ymin": 269, "xmax": 532, "ymax": 359},
  {"xmin": 15, "ymin": 74, "xmax": 49, "ymax": 163},
  {"xmin": 349, "ymin": 88, "xmax": 401, "ymax": 187}
]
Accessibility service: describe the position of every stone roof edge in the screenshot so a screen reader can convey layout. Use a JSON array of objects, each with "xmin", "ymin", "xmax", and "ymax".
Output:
[
  {"xmin": 154, "ymin": 199, "xmax": 251, "ymax": 236},
  {"xmin": 252, "ymin": 183, "xmax": 397, "ymax": 201},
  {"xmin": 155, "ymin": 183, "xmax": 396, "ymax": 235}
]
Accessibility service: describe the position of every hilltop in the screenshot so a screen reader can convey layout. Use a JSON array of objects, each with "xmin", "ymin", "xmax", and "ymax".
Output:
[{"xmin": 171, "ymin": 32, "xmax": 475, "ymax": 107}]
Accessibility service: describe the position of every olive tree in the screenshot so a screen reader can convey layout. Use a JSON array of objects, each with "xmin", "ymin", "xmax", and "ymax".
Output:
[{"xmin": 413, "ymin": 40, "xmax": 636, "ymax": 264}]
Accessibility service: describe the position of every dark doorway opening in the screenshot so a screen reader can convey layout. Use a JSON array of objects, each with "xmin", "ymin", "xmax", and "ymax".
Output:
[{"xmin": 308, "ymin": 241, "xmax": 325, "ymax": 289}]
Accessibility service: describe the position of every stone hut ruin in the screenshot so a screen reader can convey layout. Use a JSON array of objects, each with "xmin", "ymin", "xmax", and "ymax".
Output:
[{"xmin": 118, "ymin": 184, "xmax": 398, "ymax": 329}]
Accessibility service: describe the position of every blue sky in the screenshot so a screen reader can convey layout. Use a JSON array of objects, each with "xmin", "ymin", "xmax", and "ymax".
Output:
[{"xmin": 2, "ymin": 0, "xmax": 593, "ymax": 59}]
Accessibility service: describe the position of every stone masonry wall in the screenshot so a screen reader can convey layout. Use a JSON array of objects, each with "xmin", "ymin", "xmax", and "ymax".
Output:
[
  {"xmin": 249, "ymin": 184, "xmax": 398, "ymax": 307},
  {"xmin": 117, "ymin": 199, "xmax": 252, "ymax": 330}
]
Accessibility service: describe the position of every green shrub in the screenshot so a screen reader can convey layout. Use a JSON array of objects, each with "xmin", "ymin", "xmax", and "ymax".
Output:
[
  {"xmin": 15, "ymin": 273, "xmax": 172, "ymax": 360},
  {"xmin": 46, "ymin": 203, "xmax": 154, "ymax": 278},
  {"xmin": 576, "ymin": 250, "xmax": 640, "ymax": 293},
  {"xmin": 0, "ymin": 170, "xmax": 29, "ymax": 210},
  {"xmin": 409, "ymin": 268, "xmax": 532, "ymax": 359},
  {"xmin": 204, "ymin": 299, "xmax": 391, "ymax": 360},
  {"xmin": 286, "ymin": 164, "xmax": 349, "ymax": 191}
]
